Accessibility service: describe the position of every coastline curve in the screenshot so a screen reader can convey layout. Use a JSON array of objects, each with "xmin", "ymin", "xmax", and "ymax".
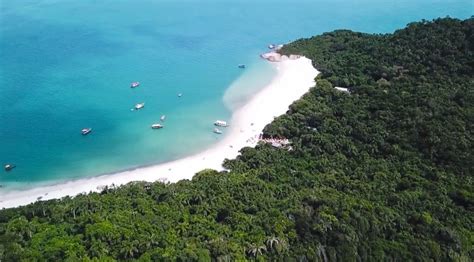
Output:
[{"xmin": 0, "ymin": 56, "xmax": 319, "ymax": 209}]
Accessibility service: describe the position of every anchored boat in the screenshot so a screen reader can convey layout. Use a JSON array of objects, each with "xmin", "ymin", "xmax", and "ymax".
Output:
[
  {"xmin": 214, "ymin": 120, "xmax": 228, "ymax": 127},
  {"xmin": 131, "ymin": 82, "xmax": 140, "ymax": 88},
  {"xmin": 134, "ymin": 103, "xmax": 145, "ymax": 110},
  {"xmin": 213, "ymin": 128, "xmax": 222, "ymax": 134},
  {"xmin": 151, "ymin": 123, "xmax": 164, "ymax": 129},
  {"xmin": 81, "ymin": 128, "xmax": 92, "ymax": 135},
  {"xmin": 4, "ymin": 164, "xmax": 16, "ymax": 171}
]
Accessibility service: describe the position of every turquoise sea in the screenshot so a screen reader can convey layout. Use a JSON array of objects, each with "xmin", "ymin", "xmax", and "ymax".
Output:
[{"xmin": 0, "ymin": 0, "xmax": 472, "ymax": 189}]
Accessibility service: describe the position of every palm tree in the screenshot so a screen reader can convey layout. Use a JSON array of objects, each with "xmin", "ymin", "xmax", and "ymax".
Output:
[
  {"xmin": 176, "ymin": 221, "xmax": 190, "ymax": 235},
  {"xmin": 265, "ymin": 236, "xmax": 288, "ymax": 254},
  {"xmin": 246, "ymin": 243, "xmax": 267, "ymax": 258},
  {"xmin": 266, "ymin": 236, "xmax": 280, "ymax": 250},
  {"xmin": 316, "ymin": 244, "xmax": 328, "ymax": 262}
]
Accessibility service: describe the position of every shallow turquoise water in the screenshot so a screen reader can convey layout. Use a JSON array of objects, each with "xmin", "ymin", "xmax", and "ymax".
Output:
[{"xmin": 0, "ymin": 0, "xmax": 472, "ymax": 188}]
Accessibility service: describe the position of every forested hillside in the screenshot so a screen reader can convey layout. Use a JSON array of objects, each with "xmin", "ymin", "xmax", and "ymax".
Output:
[{"xmin": 1, "ymin": 18, "xmax": 472, "ymax": 261}]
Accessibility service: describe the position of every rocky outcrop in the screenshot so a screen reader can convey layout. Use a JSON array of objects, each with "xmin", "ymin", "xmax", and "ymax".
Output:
[{"xmin": 260, "ymin": 51, "xmax": 301, "ymax": 62}]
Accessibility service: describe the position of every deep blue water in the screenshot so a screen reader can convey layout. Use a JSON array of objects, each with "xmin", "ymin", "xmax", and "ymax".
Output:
[{"xmin": 0, "ymin": 0, "xmax": 472, "ymax": 189}]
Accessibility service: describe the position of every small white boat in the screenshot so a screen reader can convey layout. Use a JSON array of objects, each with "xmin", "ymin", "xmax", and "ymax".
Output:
[
  {"xmin": 268, "ymin": 44, "xmax": 275, "ymax": 49},
  {"xmin": 160, "ymin": 115, "xmax": 166, "ymax": 121},
  {"xmin": 135, "ymin": 103, "xmax": 145, "ymax": 110},
  {"xmin": 4, "ymin": 164, "xmax": 16, "ymax": 171},
  {"xmin": 177, "ymin": 93, "xmax": 183, "ymax": 97},
  {"xmin": 214, "ymin": 120, "xmax": 228, "ymax": 127},
  {"xmin": 81, "ymin": 128, "xmax": 92, "ymax": 135},
  {"xmin": 238, "ymin": 64, "xmax": 246, "ymax": 69},
  {"xmin": 213, "ymin": 128, "xmax": 222, "ymax": 134},
  {"xmin": 151, "ymin": 123, "xmax": 163, "ymax": 129},
  {"xmin": 131, "ymin": 82, "xmax": 140, "ymax": 88}
]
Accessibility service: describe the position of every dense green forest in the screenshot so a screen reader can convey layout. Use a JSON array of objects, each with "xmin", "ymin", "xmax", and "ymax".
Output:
[{"xmin": 1, "ymin": 18, "xmax": 473, "ymax": 261}]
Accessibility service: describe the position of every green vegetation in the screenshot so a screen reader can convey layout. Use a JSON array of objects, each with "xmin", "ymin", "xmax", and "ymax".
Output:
[{"xmin": 1, "ymin": 18, "xmax": 473, "ymax": 261}]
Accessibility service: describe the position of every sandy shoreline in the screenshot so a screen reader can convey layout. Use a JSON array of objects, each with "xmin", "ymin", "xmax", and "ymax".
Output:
[{"xmin": 0, "ymin": 56, "xmax": 319, "ymax": 209}]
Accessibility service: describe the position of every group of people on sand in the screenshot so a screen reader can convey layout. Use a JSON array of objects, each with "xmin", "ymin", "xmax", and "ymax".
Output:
[
  {"xmin": 257, "ymin": 135, "xmax": 291, "ymax": 149},
  {"xmin": 246, "ymin": 135, "xmax": 259, "ymax": 144}
]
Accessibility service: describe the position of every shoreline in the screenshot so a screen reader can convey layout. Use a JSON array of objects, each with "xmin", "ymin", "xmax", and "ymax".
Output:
[{"xmin": 0, "ymin": 56, "xmax": 319, "ymax": 209}]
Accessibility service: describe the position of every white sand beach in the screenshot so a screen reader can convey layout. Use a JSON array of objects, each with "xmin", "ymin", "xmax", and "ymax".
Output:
[{"xmin": 0, "ymin": 55, "xmax": 319, "ymax": 209}]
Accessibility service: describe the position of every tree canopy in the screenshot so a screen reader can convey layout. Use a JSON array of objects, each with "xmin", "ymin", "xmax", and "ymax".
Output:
[{"xmin": 1, "ymin": 17, "xmax": 473, "ymax": 261}]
